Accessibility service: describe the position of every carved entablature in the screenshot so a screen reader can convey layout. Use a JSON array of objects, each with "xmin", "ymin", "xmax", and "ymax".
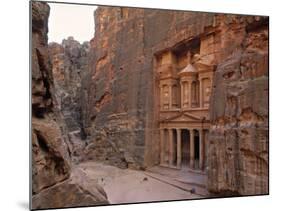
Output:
[{"xmin": 155, "ymin": 37, "xmax": 216, "ymax": 113}]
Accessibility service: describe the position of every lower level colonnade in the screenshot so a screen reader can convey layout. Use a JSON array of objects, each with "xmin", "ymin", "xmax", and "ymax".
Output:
[{"xmin": 159, "ymin": 128, "xmax": 206, "ymax": 170}]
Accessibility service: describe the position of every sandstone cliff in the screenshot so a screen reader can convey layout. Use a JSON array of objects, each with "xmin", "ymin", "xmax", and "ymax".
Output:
[
  {"xmin": 49, "ymin": 38, "xmax": 90, "ymax": 163},
  {"xmin": 86, "ymin": 7, "xmax": 216, "ymax": 169},
  {"xmin": 207, "ymin": 16, "xmax": 269, "ymax": 195},
  {"xmin": 31, "ymin": 2, "xmax": 108, "ymax": 209},
  {"xmin": 86, "ymin": 7, "xmax": 268, "ymax": 195},
  {"xmin": 32, "ymin": 2, "xmax": 268, "ymax": 202}
]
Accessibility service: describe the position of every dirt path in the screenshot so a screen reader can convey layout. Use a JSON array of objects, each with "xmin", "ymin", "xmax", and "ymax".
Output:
[{"xmin": 76, "ymin": 162, "xmax": 208, "ymax": 204}]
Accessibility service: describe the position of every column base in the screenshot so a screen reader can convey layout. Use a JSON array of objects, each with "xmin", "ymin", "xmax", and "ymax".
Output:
[
  {"xmin": 159, "ymin": 163, "xmax": 181, "ymax": 170},
  {"xmin": 190, "ymin": 161, "xmax": 195, "ymax": 169}
]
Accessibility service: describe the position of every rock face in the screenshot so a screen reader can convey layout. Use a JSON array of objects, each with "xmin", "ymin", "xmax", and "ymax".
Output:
[
  {"xmin": 32, "ymin": 1, "xmax": 71, "ymax": 195},
  {"xmin": 32, "ymin": 2, "xmax": 268, "ymax": 205},
  {"xmin": 207, "ymin": 17, "xmax": 269, "ymax": 195},
  {"xmin": 31, "ymin": 2, "xmax": 108, "ymax": 209},
  {"xmin": 87, "ymin": 7, "xmax": 217, "ymax": 169},
  {"xmin": 49, "ymin": 38, "xmax": 90, "ymax": 136},
  {"xmin": 32, "ymin": 168, "xmax": 108, "ymax": 209},
  {"xmin": 49, "ymin": 38, "xmax": 90, "ymax": 162},
  {"xmin": 86, "ymin": 7, "xmax": 269, "ymax": 195}
]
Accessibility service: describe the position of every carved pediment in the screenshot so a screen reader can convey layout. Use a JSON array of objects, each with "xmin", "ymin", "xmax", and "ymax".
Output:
[{"xmin": 161, "ymin": 112, "xmax": 202, "ymax": 123}]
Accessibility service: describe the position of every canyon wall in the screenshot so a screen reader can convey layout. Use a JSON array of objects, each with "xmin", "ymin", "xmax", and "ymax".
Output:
[
  {"xmin": 31, "ymin": 2, "xmax": 108, "ymax": 209},
  {"xmin": 87, "ymin": 7, "xmax": 216, "ymax": 169},
  {"xmin": 207, "ymin": 16, "xmax": 269, "ymax": 195},
  {"xmin": 32, "ymin": 2, "xmax": 268, "ymax": 201},
  {"xmin": 49, "ymin": 38, "xmax": 90, "ymax": 163},
  {"xmin": 87, "ymin": 6, "xmax": 268, "ymax": 195}
]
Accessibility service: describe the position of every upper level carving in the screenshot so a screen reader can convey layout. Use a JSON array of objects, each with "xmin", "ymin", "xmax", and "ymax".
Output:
[{"xmin": 155, "ymin": 37, "xmax": 215, "ymax": 112}]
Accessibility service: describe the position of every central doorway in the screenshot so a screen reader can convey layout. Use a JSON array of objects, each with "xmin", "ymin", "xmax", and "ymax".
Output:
[{"xmin": 181, "ymin": 129, "xmax": 190, "ymax": 168}]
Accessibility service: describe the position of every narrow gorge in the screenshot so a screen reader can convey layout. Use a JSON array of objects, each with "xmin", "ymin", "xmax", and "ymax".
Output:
[{"xmin": 31, "ymin": 1, "xmax": 269, "ymax": 209}]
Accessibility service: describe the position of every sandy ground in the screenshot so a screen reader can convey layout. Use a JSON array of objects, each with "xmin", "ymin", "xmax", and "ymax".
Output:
[{"xmin": 76, "ymin": 162, "xmax": 208, "ymax": 204}]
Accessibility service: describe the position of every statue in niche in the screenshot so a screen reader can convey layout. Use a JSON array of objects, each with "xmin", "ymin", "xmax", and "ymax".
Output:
[
  {"xmin": 172, "ymin": 85, "xmax": 178, "ymax": 108},
  {"xmin": 205, "ymin": 86, "xmax": 211, "ymax": 105}
]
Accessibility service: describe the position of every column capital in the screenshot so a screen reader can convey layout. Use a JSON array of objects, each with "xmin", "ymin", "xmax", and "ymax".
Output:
[
  {"xmin": 198, "ymin": 77, "xmax": 204, "ymax": 81},
  {"xmin": 189, "ymin": 128, "xmax": 194, "ymax": 133}
]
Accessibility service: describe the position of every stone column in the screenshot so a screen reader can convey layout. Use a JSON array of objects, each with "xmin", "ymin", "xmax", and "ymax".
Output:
[
  {"xmin": 199, "ymin": 79, "xmax": 203, "ymax": 108},
  {"xmin": 160, "ymin": 129, "xmax": 165, "ymax": 165},
  {"xmin": 176, "ymin": 129, "xmax": 182, "ymax": 168},
  {"xmin": 168, "ymin": 129, "xmax": 174, "ymax": 166},
  {"xmin": 160, "ymin": 85, "xmax": 163, "ymax": 110},
  {"xmin": 190, "ymin": 129, "xmax": 195, "ymax": 168},
  {"xmin": 199, "ymin": 129, "xmax": 204, "ymax": 169},
  {"xmin": 169, "ymin": 84, "xmax": 172, "ymax": 110},
  {"xmin": 180, "ymin": 83, "xmax": 183, "ymax": 109},
  {"xmin": 188, "ymin": 81, "xmax": 192, "ymax": 108}
]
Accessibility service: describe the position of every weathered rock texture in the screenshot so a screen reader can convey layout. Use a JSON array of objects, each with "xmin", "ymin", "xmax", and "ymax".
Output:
[
  {"xmin": 86, "ymin": 7, "xmax": 218, "ymax": 169},
  {"xmin": 31, "ymin": 2, "xmax": 108, "ymax": 209},
  {"xmin": 207, "ymin": 16, "xmax": 269, "ymax": 195},
  {"xmin": 32, "ymin": 1, "xmax": 268, "ymax": 203},
  {"xmin": 49, "ymin": 38, "xmax": 90, "ymax": 162},
  {"xmin": 32, "ymin": 168, "xmax": 108, "ymax": 209},
  {"xmin": 49, "ymin": 38, "xmax": 90, "ymax": 135},
  {"xmin": 32, "ymin": 1, "xmax": 71, "ymax": 195},
  {"xmin": 86, "ymin": 6, "xmax": 268, "ymax": 195}
]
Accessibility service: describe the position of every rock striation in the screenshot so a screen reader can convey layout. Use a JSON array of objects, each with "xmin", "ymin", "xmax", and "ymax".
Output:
[{"xmin": 31, "ymin": 2, "xmax": 108, "ymax": 209}]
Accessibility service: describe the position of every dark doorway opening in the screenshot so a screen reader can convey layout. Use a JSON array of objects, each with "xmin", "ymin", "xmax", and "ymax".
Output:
[
  {"xmin": 181, "ymin": 129, "xmax": 190, "ymax": 168},
  {"xmin": 172, "ymin": 129, "xmax": 177, "ymax": 165}
]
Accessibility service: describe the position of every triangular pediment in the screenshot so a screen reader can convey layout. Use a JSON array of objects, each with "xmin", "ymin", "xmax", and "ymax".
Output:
[{"xmin": 161, "ymin": 112, "xmax": 202, "ymax": 122}]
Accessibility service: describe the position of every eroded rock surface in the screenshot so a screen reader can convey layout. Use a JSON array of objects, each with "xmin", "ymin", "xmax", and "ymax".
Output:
[
  {"xmin": 32, "ymin": 1, "xmax": 70, "ymax": 195},
  {"xmin": 49, "ymin": 38, "xmax": 90, "ymax": 136},
  {"xmin": 86, "ymin": 7, "xmax": 269, "ymax": 195},
  {"xmin": 31, "ymin": 2, "xmax": 108, "ymax": 209},
  {"xmin": 32, "ymin": 2, "xmax": 268, "ymax": 204},
  {"xmin": 207, "ymin": 17, "xmax": 269, "ymax": 195},
  {"xmin": 48, "ymin": 38, "xmax": 90, "ymax": 163},
  {"xmin": 86, "ymin": 7, "xmax": 217, "ymax": 169},
  {"xmin": 32, "ymin": 168, "xmax": 108, "ymax": 209}
]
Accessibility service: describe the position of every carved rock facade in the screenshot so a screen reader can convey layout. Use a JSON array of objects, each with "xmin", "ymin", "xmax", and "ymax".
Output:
[{"xmin": 87, "ymin": 7, "xmax": 268, "ymax": 195}]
